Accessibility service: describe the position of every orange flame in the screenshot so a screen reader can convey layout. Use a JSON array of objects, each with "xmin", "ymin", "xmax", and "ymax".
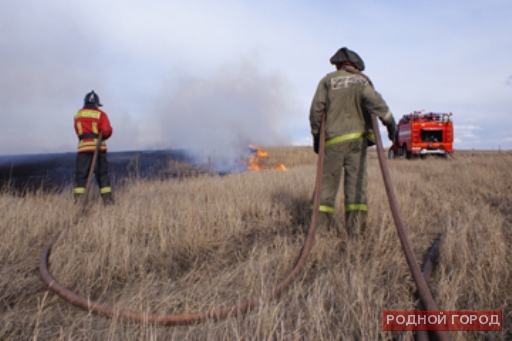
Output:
[{"xmin": 247, "ymin": 145, "xmax": 287, "ymax": 171}]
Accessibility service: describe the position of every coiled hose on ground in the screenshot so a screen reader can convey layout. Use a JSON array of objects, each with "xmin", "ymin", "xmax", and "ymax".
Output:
[
  {"xmin": 39, "ymin": 116, "xmax": 326, "ymax": 324},
  {"xmin": 39, "ymin": 114, "xmax": 450, "ymax": 340}
]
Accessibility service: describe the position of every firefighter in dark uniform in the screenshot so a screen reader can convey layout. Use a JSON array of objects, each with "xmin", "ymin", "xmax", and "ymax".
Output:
[
  {"xmin": 73, "ymin": 90, "xmax": 114, "ymax": 204},
  {"xmin": 310, "ymin": 47, "xmax": 397, "ymax": 236}
]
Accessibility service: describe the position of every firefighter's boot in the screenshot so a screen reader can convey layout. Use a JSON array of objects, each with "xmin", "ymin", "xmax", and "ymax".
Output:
[
  {"xmin": 101, "ymin": 192, "xmax": 115, "ymax": 206},
  {"xmin": 345, "ymin": 210, "xmax": 367, "ymax": 236}
]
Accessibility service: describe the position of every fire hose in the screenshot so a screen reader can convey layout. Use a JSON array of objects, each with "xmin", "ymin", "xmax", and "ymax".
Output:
[
  {"xmin": 371, "ymin": 115, "xmax": 451, "ymax": 341},
  {"xmin": 77, "ymin": 132, "xmax": 103, "ymax": 218},
  {"xmin": 38, "ymin": 117, "xmax": 326, "ymax": 324},
  {"xmin": 416, "ymin": 235, "xmax": 443, "ymax": 341},
  {"xmin": 39, "ymin": 116, "xmax": 450, "ymax": 340},
  {"xmin": 344, "ymin": 62, "xmax": 450, "ymax": 340}
]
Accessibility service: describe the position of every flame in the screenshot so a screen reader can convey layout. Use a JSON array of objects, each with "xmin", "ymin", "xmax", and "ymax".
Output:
[
  {"xmin": 247, "ymin": 145, "xmax": 287, "ymax": 171},
  {"xmin": 274, "ymin": 163, "xmax": 287, "ymax": 171}
]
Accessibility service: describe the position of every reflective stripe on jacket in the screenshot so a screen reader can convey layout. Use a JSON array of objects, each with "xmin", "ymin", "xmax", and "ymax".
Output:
[{"xmin": 325, "ymin": 131, "xmax": 375, "ymax": 147}]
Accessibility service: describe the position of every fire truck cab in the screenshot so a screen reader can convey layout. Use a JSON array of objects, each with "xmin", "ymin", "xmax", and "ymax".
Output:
[{"xmin": 389, "ymin": 111, "xmax": 453, "ymax": 159}]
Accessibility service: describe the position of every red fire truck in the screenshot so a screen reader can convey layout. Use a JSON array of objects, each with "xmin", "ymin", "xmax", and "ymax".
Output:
[{"xmin": 388, "ymin": 111, "xmax": 453, "ymax": 159}]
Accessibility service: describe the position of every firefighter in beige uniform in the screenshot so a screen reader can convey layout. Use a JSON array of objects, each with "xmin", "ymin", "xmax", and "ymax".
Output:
[{"xmin": 310, "ymin": 47, "xmax": 397, "ymax": 235}]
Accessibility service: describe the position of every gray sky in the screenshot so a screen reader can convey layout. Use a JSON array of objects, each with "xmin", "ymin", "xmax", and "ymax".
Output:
[{"xmin": 1, "ymin": 0, "xmax": 511, "ymax": 156}]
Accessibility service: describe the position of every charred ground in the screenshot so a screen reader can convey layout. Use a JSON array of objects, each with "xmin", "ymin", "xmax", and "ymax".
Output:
[{"xmin": 0, "ymin": 149, "xmax": 199, "ymax": 193}]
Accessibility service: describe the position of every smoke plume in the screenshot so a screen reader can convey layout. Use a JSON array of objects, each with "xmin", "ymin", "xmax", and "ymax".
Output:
[{"xmin": 147, "ymin": 60, "xmax": 295, "ymax": 171}]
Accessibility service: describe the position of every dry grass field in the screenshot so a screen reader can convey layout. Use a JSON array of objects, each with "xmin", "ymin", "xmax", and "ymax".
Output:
[{"xmin": 1, "ymin": 146, "xmax": 511, "ymax": 340}]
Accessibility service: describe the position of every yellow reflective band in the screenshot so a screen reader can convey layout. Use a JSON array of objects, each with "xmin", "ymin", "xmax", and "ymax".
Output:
[
  {"xmin": 78, "ymin": 140, "xmax": 106, "ymax": 149},
  {"xmin": 319, "ymin": 205, "xmax": 335, "ymax": 213},
  {"xmin": 100, "ymin": 187, "xmax": 112, "ymax": 194},
  {"xmin": 74, "ymin": 187, "xmax": 85, "ymax": 194},
  {"xmin": 75, "ymin": 110, "xmax": 101, "ymax": 119},
  {"xmin": 345, "ymin": 204, "xmax": 368, "ymax": 211},
  {"xmin": 92, "ymin": 122, "xmax": 98, "ymax": 134},
  {"xmin": 309, "ymin": 204, "xmax": 335, "ymax": 214},
  {"xmin": 76, "ymin": 122, "xmax": 83, "ymax": 135},
  {"xmin": 79, "ymin": 140, "xmax": 99, "ymax": 145},
  {"xmin": 325, "ymin": 132, "xmax": 366, "ymax": 146}
]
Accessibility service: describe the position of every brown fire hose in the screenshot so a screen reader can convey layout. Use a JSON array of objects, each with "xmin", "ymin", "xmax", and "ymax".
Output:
[
  {"xmin": 371, "ymin": 115, "xmax": 451, "ymax": 341},
  {"xmin": 38, "ymin": 117, "xmax": 327, "ymax": 324},
  {"xmin": 77, "ymin": 132, "xmax": 103, "ymax": 217},
  {"xmin": 342, "ymin": 62, "xmax": 449, "ymax": 340},
  {"xmin": 39, "ymin": 132, "xmax": 104, "ymax": 284},
  {"xmin": 415, "ymin": 235, "xmax": 443, "ymax": 341},
  {"xmin": 40, "ymin": 114, "xmax": 450, "ymax": 339}
]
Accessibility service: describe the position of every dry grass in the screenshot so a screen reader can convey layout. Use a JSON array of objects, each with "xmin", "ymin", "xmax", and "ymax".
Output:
[{"xmin": 1, "ymin": 147, "xmax": 510, "ymax": 340}]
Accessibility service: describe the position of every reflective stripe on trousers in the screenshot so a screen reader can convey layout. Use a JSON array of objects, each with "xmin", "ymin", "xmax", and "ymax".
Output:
[
  {"xmin": 345, "ymin": 204, "xmax": 367, "ymax": 211},
  {"xmin": 310, "ymin": 204, "xmax": 368, "ymax": 213},
  {"xmin": 100, "ymin": 187, "xmax": 112, "ymax": 194},
  {"xmin": 309, "ymin": 204, "xmax": 334, "ymax": 214},
  {"xmin": 74, "ymin": 187, "xmax": 85, "ymax": 194}
]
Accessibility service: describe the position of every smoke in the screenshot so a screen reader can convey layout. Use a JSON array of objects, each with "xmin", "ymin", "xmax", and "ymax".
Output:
[
  {"xmin": 147, "ymin": 59, "xmax": 295, "ymax": 171},
  {"xmin": 0, "ymin": 0, "xmax": 297, "ymax": 161},
  {"xmin": 0, "ymin": 1, "xmax": 109, "ymax": 155},
  {"xmin": 506, "ymin": 75, "xmax": 512, "ymax": 86}
]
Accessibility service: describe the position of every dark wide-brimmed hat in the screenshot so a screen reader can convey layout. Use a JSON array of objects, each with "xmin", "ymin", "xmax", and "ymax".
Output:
[{"xmin": 329, "ymin": 47, "xmax": 365, "ymax": 71}]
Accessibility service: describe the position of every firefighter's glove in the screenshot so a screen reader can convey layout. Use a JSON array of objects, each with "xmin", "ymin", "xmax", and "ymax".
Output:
[
  {"xmin": 386, "ymin": 119, "xmax": 398, "ymax": 142},
  {"xmin": 313, "ymin": 134, "xmax": 320, "ymax": 154}
]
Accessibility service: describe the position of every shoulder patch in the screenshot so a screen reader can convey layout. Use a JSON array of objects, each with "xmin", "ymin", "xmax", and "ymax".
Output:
[{"xmin": 331, "ymin": 76, "xmax": 367, "ymax": 90}]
